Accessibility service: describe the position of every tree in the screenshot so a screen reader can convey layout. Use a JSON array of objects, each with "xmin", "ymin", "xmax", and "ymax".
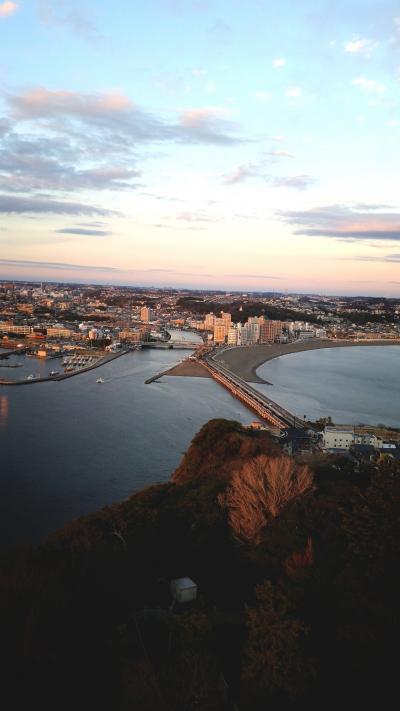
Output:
[
  {"xmin": 242, "ymin": 581, "xmax": 314, "ymax": 699},
  {"xmin": 219, "ymin": 455, "xmax": 314, "ymax": 544}
]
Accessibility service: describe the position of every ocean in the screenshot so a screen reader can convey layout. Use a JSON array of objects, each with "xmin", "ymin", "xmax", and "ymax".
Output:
[{"xmin": 255, "ymin": 345, "xmax": 400, "ymax": 429}]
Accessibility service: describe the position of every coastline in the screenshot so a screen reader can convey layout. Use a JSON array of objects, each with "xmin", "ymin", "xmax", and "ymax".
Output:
[
  {"xmin": 0, "ymin": 349, "xmax": 129, "ymax": 386},
  {"xmin": 164, "ymin": 358, "xmax": 211, "ymax": 378},
  {"xmin": 214, "ymin": 339, "xmax": 400, "ymax": 384}
]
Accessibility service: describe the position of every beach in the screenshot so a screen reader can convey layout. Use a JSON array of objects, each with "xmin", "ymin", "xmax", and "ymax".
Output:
[
  {"xmin": 165, "ymin": 359, "xmax": 211, "ymax": 378},
  {"xmin": 213, "ymin": 339, "xmax": 400, "ymax": 383}
]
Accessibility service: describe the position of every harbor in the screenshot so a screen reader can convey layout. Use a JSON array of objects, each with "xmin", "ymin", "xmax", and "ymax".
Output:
[{"xmin": 0, "ymin": 348, "xmax": 130, "ymax": 385}]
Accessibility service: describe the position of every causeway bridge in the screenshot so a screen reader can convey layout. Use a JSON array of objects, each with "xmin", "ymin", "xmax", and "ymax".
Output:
[{"xmin": 202, "ymin": 356, "xmax": 309, "ymax": 431}]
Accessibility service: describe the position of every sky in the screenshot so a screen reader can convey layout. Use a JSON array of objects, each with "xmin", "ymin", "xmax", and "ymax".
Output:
[{"xmin": 0, "ymin": 0, "xmax": 400, "ymax": 296}]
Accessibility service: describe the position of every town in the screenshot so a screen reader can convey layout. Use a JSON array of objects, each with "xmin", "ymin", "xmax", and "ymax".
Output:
[{"xmin": 1, "ymin": 280, "xmax": 400, "ymax": 352}]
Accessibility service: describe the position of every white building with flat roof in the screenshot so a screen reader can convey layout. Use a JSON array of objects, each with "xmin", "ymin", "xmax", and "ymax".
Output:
[{"xmin": 323, "ymin": 425, "xmax": 355, "ymax": 450}]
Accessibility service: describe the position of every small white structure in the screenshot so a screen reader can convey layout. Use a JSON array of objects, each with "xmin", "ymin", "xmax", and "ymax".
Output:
[{"xmin": 170, "ymin": 577, "xmax": 197, "ymax": 604}]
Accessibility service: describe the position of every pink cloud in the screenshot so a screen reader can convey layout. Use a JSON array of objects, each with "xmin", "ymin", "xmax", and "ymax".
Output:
[
  {"xmin": 9, "ymin": 88, "xmax": 133, "ymax": 119},
  {"xmin": 0, "ymin": 1, "xmax": 18, "ymax": 18},
  {"xmin": 180, "ymin": 107, "xmax": 225, "ymax": 127}
]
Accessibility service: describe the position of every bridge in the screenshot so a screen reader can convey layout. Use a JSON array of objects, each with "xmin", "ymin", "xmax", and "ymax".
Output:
[
  {"xmin": 139, "ymin": 341, "xmax": 202, "ymax": 349},
  {"xmin": 202, "ymin": 356, "xmax": 310, "ymax": 431}
]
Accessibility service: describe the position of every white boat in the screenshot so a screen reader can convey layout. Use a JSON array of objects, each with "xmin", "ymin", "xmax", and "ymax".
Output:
[{"xmin": 96, "ymin": 377, "xmax": 104, "ymax": 383}]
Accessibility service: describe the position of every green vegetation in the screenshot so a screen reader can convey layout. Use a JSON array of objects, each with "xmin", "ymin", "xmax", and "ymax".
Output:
[
  {"xmin": 1, "ymin": 419, "xmax": 399, "ymax": 710},
  {"xmin": 177, "ymin": 298, "xmax": 322, "ymax": 325}
]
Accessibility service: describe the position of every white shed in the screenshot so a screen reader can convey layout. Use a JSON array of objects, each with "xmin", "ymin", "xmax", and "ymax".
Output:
[{"xmin": 170, "ymin": 577, "xmax": 197, "ymax": 603}]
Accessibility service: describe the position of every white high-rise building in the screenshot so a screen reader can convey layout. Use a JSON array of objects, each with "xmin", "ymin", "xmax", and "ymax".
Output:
[
  {"xmin": 240, "ymin": 322, "xmax": 260, "ymax": 345},
  {"xmin": 227, "ymin": 324, "xmax": 238, "ymax": 345}
]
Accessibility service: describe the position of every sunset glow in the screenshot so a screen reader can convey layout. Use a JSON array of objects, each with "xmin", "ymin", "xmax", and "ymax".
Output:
[{"xmin": 1, "ymin": 1, "xmax": 399, "ymax": 295}]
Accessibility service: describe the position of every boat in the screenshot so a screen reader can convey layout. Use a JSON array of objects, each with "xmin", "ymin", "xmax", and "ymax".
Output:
[
  {"xmin": 96, "ymin": 377, "xmax": 104, "ymax": 383},
  {"xmin": 49, "ymin": 371, "xmax": 59, "ymax": 376}
]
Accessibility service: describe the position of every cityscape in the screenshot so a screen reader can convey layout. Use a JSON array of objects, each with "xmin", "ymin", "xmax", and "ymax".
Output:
[{"xmin": 1, "ymin": 280, "xmax": 400, "ymax": 351}]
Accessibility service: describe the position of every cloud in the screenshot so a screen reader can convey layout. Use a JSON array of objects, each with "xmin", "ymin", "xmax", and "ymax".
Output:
[
  {"xmin": 36, "ymin": 1, "xmax": 99, "ymax": 42},
  {"xmin": 9, "ymin": 87, "xmax": 134, "ymax": 121},
  {"xmin": 224, "ymin": 163, "xmax": 259, "ymax": 184},
  {"xmin": 273, "ymin": 58, "xmax": 285, "ymax": 68},
  {"xmin": 266, "ymin": 150, "xmax": 294, "ymax": 158},
  {"xmin": 0, "ymin": 194, "xmax": 115, "ymax": 215},
  {"xmin": 7, "ymin": 88, "xmax": 246, "ymax": 145},
  {"xmin": 271, "ymin": 174, "xmax": 312, "ymax": 189},
  {"xmin": 303, "ymin": 229, "xmax": 400, "ymax": 240},
  {"xmin": 79, "ymin": 221, "xmax": 107, "ymax": 227},
  {"xmin": 0, "ymin": 89, "xmax": 247, "ymax": 212},
  {"xmin": 390, "ymin": 17, "xmax": 400, "ymax": 48},
  {"xmin": 224, "ymin": 162, "xmax": 312, "ymax": 189},
  {"xmin": 130, "ymin": 267, "xmax": 214, "ymax": 277},
  {"xmin": 0, "ymin": 134, "xmax": 141, "ymax": 191},
  {"xmin": 192, "ymin": 68, "xmax": 207, "ymax": 77},
  {"xmin": 0, "ymin": 258, "xmax": 213, "ymax": 278},
  {"xmin": 0, "ymin": 2, "xmax": 18, "ymax": 18},
  {"xmin": 0, "ymin": 119, "xmax": 10, "ymax": 136},
  {"xmin": 55, "ymin": 228, "xmax": 112, "ymax": 236},
  {"xmin": 178, "ymin": 107, "xmax": 244, "ymax": 144},
  {"xmin": 176, "ymin": 211, "xmax": 219, "ymax": 222},
  {"xmin": 0, "ymin": 258, "xmax": 118, "ymax": 272},
  {"xmin": 224, "ymin": 273, "xmax": 283, "ymax": 280},
  {"xmin": 344, "ymin": 37, "xmax": 378, "ymax": 57},
  {"xmin": 352, "ymin": 76, "xmax": 386, "ymax": 93},
  {"xmin": 285, "ymin": 87, "xmax": 301, "ymax": 97},
  {"xmin": 280, "ymin": 204, "xmax": 400, "ymax": 241},
  {"xmin": 349, "ymin": 254, "xmax": 400, "ymax": 263}
]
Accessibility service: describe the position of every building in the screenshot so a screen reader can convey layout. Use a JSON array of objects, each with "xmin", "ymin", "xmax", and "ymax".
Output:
[
  {"xmin": 119, "ymin": 329, "xmax": 142, "ymax": 342},
  {"xmin": 323, "ymin": 425, "xmax": 355, "ymax": 450},
  {"xmin": 214, "ymin": 318, "xmax": 230, "ymax": 344},
  {"xmin": 46, "ymin": 327, "xmax": 74, "ymax": 339},
  {"xmin": 140, "ymin": 306, "xmax": 155, "ymax": 323},
  {"xmin": 240, "ymin": 321, "xmax": 260, "ymax": 345},
  {"xmin": 227, "ymin": 324, "xmax": 238, "ymax": 345},
  {"xmin": 170, "ymin": 577, "xmax": 197, "ymax": 604},
  {"xmin": 204, "ymin": 312, "xmax": 216, "ymax": 330},
  {"xmin": 259, "ymin": 320, "xmax": 282, "ymax": 343},
  {"xmin": 221, "ymin": 311, "xmax": 232, "ymax": 325},
  {"xmin": 0, "ymin": 323, "xmax": 32, "ymax": 335}
]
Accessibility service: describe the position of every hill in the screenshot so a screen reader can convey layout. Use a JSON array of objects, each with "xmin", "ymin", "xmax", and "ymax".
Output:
[{"xmin": 1, "ymin": 419, "xmax": 399, "ymax": 710}]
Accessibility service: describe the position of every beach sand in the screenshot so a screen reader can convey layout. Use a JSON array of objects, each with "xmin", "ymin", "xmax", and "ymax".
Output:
[
  {"xmin": 214, "ymin": 339, "xmax": 400, "ymax": 384},
  {"xmin": 165, "ymin": 359, "xmax": 211, "ymax": 378}
]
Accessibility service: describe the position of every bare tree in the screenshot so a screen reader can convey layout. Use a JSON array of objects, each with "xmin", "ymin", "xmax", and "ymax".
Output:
[{"xmin": 220, "ymin": 455, "xmax": 313, "ymax": 544}]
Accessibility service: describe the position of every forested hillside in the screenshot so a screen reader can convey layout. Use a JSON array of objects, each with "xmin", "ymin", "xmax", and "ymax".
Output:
[{"xmin": 1, "ymin": 419, "xmax": 399, "ymax": 710}]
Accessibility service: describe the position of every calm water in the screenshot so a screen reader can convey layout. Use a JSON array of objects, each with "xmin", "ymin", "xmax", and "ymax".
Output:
[
  {"xmin": 2, "ymin": 342, "xmax": 399, "ymax": 545},
  {"xmin": 0, "ymin": 341, "xmax": 253, "ymax": 545},
  {"xmin": 256, "ymin": 346, "xmax": 400, "ymax": 429}
]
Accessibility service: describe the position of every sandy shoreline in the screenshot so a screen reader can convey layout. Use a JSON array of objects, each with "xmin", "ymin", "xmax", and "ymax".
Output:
[
  {"xmin": 165, "ymin": 359, "xmax": 211, "ymax": 378},
  {"xmin": 214, "ymin": 339, "xmax": 400, "ymax": 384}
]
